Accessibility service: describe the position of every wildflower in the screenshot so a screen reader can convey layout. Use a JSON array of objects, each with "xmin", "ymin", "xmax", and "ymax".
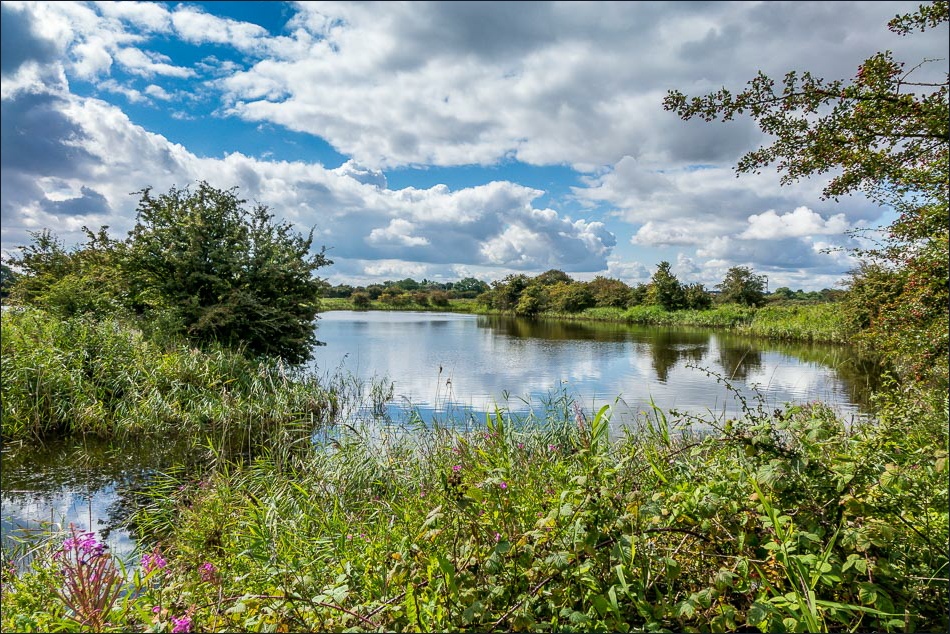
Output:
[
  {"xmin": 548, "ymin": 444, "xmax": 557, "ymax": 452},
  {"xmin": 171, "ymin": 615, "xmax": 192, "ymax": 633},
  {"xmin": 141, "ymin": 547, "xmax": 167, "ymax": 574},
  {"xmin": 499, "ymin": 481, "xmax": 508, "ymax": 490},
  {"xmin": 59, "ymin": 528, "xmax": 106, "ymax": 562},
  {"xmin": 517, "ymin": 443, "xmax": 524, "ymax": 449},
  {"xmin": 494, "ymin": 532, "xmax": 501, "ymax": 542},
  {"xmin": 152, "ymin": 606, "xmax": 161, "ymax": 614},
  {"xmin": 199, "ymin": 562, "xmax": 217, "ymax": 583},
  {"xmin": 452, "ymin": 464, "xmax": 462, "ymax": 472}
]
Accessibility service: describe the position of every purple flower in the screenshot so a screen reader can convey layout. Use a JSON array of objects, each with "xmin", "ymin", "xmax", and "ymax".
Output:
[
  {"xmin": 58, "ymin": 527, "xmax": 106, "ymax": 562},
  {"xmin": 499, "ymin": 481, "xmax": 508, "ymax": 490},
  {"xmin": 494, "ymin": 532, "xmax": 501, "ymax": 542},
  {"xmin": 141, "ymin": 548, "xmax": 167, "ymax": 574},
  {"xmin": 517, "ymin": 443, "xmax": 525, "ymax": 449},
  {"xmin": 171, "ymin": 615, "xmax": 192, "ymax": 633},
  {"xmin": 199, "ymin": 562, "xmax": 217, "ymax": 582},
  {"xmin": 452, "ymin": 464, "xmax": 462, "ymax": 472}
]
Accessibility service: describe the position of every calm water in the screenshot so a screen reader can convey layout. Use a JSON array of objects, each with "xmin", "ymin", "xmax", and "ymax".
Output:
[
  {"xmin": 309, "ymin": 311, "xmax": 877, "ymax": 427},
  {"xmin": 2, "ymin": 310, "xmax": 878, "ymax": 562}
]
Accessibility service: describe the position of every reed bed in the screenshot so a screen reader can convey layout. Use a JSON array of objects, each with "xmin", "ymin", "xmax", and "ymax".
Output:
[{"xmin": 1, "ymin": 308, "xmax": 335, "ymax": 446}]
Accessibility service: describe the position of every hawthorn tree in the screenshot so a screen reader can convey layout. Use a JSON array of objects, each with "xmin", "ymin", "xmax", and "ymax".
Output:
[
  {"xmin": 126, "ymin": 182, "xmax": 331, "ymax": 363},
  {"xmin": 664, "ymin": 1, "xmax": 948, "ymax": 386}
]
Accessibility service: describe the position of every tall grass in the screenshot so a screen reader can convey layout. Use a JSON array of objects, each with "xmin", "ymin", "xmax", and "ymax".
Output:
[
  {"xmin": 1, "ymin": 308, "xmax": 335, "ymax": 446},
  {"xmin": 67, "ymin": 386, "xmax": 940, "ymax": 633}
]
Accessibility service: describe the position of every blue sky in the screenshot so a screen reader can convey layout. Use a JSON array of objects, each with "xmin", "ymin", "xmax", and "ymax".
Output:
[{"xmin": 2, "ymin": 1, "xmax": 946, "ymax": 289}]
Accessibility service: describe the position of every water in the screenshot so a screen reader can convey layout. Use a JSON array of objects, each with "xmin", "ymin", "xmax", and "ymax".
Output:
[
  {"xmin": 2, "ymin": 310, "xmax": 879, "ymax": 562},
  {"xmin": 309, "ymin": 311, "xmax": 877, "ymax": 428}
]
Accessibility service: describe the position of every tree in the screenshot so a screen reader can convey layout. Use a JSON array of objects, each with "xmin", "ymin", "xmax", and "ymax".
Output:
[
  {"xmin": 683, "ymin": 282, "xmax": 713, "ymax": 310},
  {"xmin": 534, "ymin": 269, "xmax": 573, "ymax": 286},
  {"xmin": 647, "ymin": 261, "xmax": 686, "ymax": 311},
  {"xmin": 453, "ymin": 277, "xmax": 490, "ymax": 298},
  {"xmin": 491, "ymin": 274, "xmax": 531, "ymax": 311},
  {"xmin": 6, "ymin": 227, "xmax": 127, "ymax": 317},
  {"xmin": 125, "ymin": 181, "xmax": 331, "ymax": 364},
  {"xmin": 548, "ymin": 281, "xmax": 595, "ymax": 313},
  {"xmin": 716, "ymin": 266, "xmax": 767, "ymax": 307},
  {"xmin": 587, "ymin": 276, "xmax": 633, "ymax": 308},
  {"xmin": 0, "ymin": 263, "xmax": 17, "ymax": 300},
  {"xmin": 665, "ymin": 1, "xmax": 948, "ymax": 386}
]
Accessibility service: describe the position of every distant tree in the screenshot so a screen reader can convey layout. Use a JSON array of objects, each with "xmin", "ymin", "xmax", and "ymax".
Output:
[
  {"xmin": 629, "ymin": 283, "xmax": 649, "ymax": 307},
  {"xmin": 365, "ymin": 284, "xmax": 386, "ymax": 300},
  {"xmin": 125, "ymin": 181, "xmax": 330, "ymax": 363},
  {"xmin": 548, "ymin": 281, "xmax": 595, "ymax": 313},
  {"xmin": 534, "ymin": 269, "xmax": 573, "ymax": 286},
  {"xmin": 351, "ymin": 291, "xmax": 371, "ymax": 309},
  {"xmin": 647, "ymin": 261, "xmax": 686, "ymax": 311},
  {"xmin": 515, "ymin": 283, "xmax": 549, "ymax": 316},
  {"xmin": 587, "ymin": 276, "xmax": 633, "ymax": 308},
  {"xmin": 0, "ymin": 263, "xmax": 17, "ymax": 300},
  {"xmin": 716, "ymin": 266, "xmax": 767, "ymax": 307},
  {"xmin": 771, "ymin": 286, "xmax": 796, "ymax": 301},
  {"xmin": 411, "ymin": 291, "xmax": 430, "ymax": 306},
  {"xmin": 683, "ymin": 282, "xmax": 712, "ymax": 310},
  {"xmin": 326, "ymin": 283, "xmax": 355, "ymax": 298},
  {"xmin": 454, "ymin": 277, "xmax": 490, "ymax": 297},
  {"xmin": 429, "ymin": 290, "xmax": 450, "ymax": 307},
  {"xmin": 491, "ymin": 274, "xmax": 531, "ymax": 311}
]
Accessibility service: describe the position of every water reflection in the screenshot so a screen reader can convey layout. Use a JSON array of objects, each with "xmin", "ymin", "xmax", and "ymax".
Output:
[
  {"xmin": 311, "ymin": 312, "xmax": 879, "ymax": 425},
  {"xmin": 2, "ymin": 311, "xmax": 881, "ymax": 562}
]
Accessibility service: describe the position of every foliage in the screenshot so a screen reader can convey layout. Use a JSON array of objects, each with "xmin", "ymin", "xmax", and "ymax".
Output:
[
  {"xmin": 587, "ymin": 275, "xmax": 633, "ymax": 308},
  {"xmin": 125, "ymin": 182, "xmax": 331, "ymax": 363},
  {"xmin": 683, "ymin": 282, "xmax": 713, "ymax": 310},
  {"xmin": 514, "ymin": 283, "xmax": 549, "ymax": 317},
  {"xmin": 665, "ymin": 2, "xmax": 949, "ymax": 387},
  {"xmin": 646, "ymin": 261, "xmax": 686, "ymax": 310},
  {"xmin": 547, "ymin": 281, "xmax": 595, "ymax": 313},
  {"xmin": 0, "ymin": 262, "xmax": 19, "ymax": 300},
  {"xmin": 717, "ymin": 266, "xmax": 767, "ymax": 307},
  {"xmin": 0, "ymin": 307, "xmax": 334, "ymax": 443},
  {"xmin": 350, "ymin": 291, "xmax": 371, "ymax": 310},
  {"xmin": 6, "ymin": 383, "xmax": 945, "ymax": 633},
  {"xmin": 5, "ymin": 227, "xmax": 128, "ymax": 318}
]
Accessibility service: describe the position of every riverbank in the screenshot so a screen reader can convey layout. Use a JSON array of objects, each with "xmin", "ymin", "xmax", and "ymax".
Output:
[
  {"xmin": 2, "ymin": 306, "xmax": 946, "ymax": 632},
  {"xmin": 3, "ymin": 382, "xmax": 946, "ymax": 632},
  {"xmin": 319, "ymin": 298, "xmax": 852, "ymax": 344}
]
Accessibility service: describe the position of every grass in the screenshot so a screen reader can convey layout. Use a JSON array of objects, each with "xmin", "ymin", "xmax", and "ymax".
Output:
[
  {"xmin": 2, "ymin": 383, "xmax": 946, "ymax": 632},
  {"xmin": 1, "ymin": 304, "xmax": 943, "ymax": 632},
  {"xmin": 0, "ymin": 308, "xmax": 335, "ymax": 448},
  {"xmin": 320, "ymin": 300, "xmax": 851, "ymax": 344}
]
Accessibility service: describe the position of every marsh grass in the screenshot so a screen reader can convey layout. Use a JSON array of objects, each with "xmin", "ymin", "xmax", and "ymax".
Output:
[
  {"xmin": 3, "ymin": 382, "xmax": 938, "ymax": 633},
  {"xmin": 1, "ymin": 308, "xmax": 335, "ymax": 446}
]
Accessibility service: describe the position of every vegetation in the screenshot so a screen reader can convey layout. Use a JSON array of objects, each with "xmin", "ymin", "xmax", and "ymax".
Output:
[
  {"xmin": 665, "ymin": 0, "xmax": 949, "ymax": 390},
  {"xmin": 1, "ymin": 4, "xmax": 947, "ymax": 633},
  {"xmin": 2, "ymin": 385, "xmax": 946, "ymax": 632},
  {"xmin": 0, "ymin": 308, "xmax": 335, "ymax": 445},
  {"xmin": 5, "ymin": 182, "xmax": 331, "ymax": 364}
]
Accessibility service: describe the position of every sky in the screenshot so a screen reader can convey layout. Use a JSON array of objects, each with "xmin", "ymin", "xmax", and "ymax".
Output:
[{"xmin": 1, "ymin": 1, "xmax": 947, "ymax": 291}]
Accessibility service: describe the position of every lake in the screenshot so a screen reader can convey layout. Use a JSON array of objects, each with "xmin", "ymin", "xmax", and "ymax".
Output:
[{"xmin": 2, "ymin": 310, "xmax": 878, "ymax": 564}]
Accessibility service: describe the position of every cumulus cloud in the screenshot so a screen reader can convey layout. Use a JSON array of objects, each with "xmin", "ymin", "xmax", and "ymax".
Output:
[
  {"xmin": 0, "ymin": 87, "xmax": 615, "ymax": 274},
  {"xmin": 740, "ymin": 206, "xmax": 851, "ymax": 240},
  {"xmin": 2, "ymin": 1, "xmax": 945, "ymax": 288}
]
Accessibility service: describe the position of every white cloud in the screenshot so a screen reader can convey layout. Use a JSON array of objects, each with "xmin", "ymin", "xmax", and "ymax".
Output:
[
  {"xmin": 367, "ymin": 219, "xmax": 431, "ymax": 248},
  {"xmin": 171, "ymin": 7, "xmax": 269, "ymax": 53},
  {"xmin": 740, "ymin": 206, "xmax": 851, "ymax": 240}
]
